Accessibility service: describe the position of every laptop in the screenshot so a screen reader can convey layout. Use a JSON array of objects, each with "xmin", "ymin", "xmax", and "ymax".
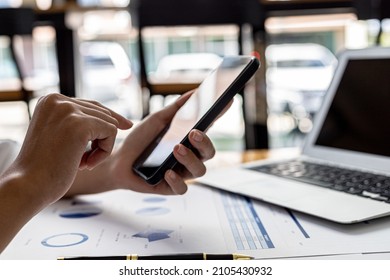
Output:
[{"xmin": 197, "ymin": 47, "xmax": 390, "ymax": 224}]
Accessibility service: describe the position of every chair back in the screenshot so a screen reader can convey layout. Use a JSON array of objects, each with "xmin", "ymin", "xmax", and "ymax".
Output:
[
  {"xmin": 0, "ymin": 8, "xmax": 35, "ymax": 116},
  {"xmin": 130, "ymin": 0, "xmax": 264, "ymax": 29},
  {"xmin": 0, "ymin": 8, "xmax": 35, "ymax": 36}
]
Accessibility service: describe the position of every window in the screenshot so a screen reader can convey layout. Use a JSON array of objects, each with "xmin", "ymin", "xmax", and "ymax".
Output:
[{"xmin": 264, "ymin": 12, "xmax": 368, "ymax": 148}]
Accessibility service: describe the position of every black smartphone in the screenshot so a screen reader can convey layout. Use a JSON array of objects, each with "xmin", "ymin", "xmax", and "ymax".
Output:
[{"xmin": 133, "ymin": 55, "xmax": 260, "ymax": 185}]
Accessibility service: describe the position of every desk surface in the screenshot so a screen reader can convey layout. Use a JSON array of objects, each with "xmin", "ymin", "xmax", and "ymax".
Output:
[
  {"xmin": 2, "ymin": 148, "xmax": 390, "ymax": 260},
  {"xmin": 206, "ymin": 148, "xmax": 300, "ymax": 169}
]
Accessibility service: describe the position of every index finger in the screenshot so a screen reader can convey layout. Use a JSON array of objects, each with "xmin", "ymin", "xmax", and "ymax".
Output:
[
  {"xmin": 73, "ymin": 98, "xmax": 133, "ymax": 130},
  {"xmin": 150, "ymin": 90, "xmax": 194, "ymax": 123}
]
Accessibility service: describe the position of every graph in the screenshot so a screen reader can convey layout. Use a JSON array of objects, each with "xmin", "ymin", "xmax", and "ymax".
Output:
[
  {"xmin": 41, "ymin": 233, "xmax": 89, "ymax": 247},
  {"xmin": 133, "ymin": 229, "xmax": 174, "ymax": 242},
  {"xmin": 59, "ymin": 207, "xmax": 102, "ymax": 218},
  {"xmin": 135, "ymin": 207, "xmax": 170, "ymax": 216},
  {"xmin": 143, "ymin": 197, "xmax": 167, "ymax": 203},
  {"xmin": 220, "ymin": 191, "xmax": 275, "ymax": 250}
]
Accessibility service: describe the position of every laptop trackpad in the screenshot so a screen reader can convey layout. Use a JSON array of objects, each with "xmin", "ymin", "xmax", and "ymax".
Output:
[{"xmin": 240, "ymin": 177, "xmax": 323, "ymax": 202}]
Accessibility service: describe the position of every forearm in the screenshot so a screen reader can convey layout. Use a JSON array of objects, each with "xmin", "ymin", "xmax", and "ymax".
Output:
[
  {"xmin": 64, "ymin": 157, "xmax": 117, "ymax": 197},
  {"xmin": 0, "ymin": 172, "xmax": 46, "ymax": 253}
]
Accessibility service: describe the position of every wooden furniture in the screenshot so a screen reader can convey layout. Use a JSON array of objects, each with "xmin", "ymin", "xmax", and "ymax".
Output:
[
  {"xmin": 0, "ymin": 8, "xmax": 35, "ymax": 117},
  {"xmin": 205, "ymin": 148, "xmax": 300, "ymax": 170},
  {"xmin": 35, "ymin": 6, "xmax": 77, "ymax": 98},
  {"xmin": 129, "ymin": 0, "xmax": 265, "ymax": 115},
  {"xmin": 352, "ymin": 0, "xmax": 390, "ymax": 44}
]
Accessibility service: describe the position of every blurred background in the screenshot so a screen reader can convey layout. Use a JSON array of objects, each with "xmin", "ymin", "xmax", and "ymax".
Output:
[{"xmin": 1, "ymin": 0, "xmax": 389, "ymax": 152}]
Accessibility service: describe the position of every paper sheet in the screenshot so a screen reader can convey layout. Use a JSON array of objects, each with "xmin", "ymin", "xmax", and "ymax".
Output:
[{"xmin": 2, "ymin": 184, "xmax": 390, "ymax": 259}]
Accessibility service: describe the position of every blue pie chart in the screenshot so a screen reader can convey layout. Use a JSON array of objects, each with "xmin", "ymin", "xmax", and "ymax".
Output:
[
  {"xmin": 41, "ymin": 233, "xmax": 88, "ymax": 247},
  {"xmin": 59, "ymin": 207, "xmax": 102, "ymax": 218},
  {"xmin": 135, "ymin": 207, "xmax": 170, "ymax": 216},
  {"xmin": 143, "ymin": 197, "xmax": 167, "ymax": 203}
]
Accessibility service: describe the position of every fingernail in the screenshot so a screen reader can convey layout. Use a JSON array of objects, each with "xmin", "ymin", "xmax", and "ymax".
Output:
[
  {"xmin": 177, "ymin": 145, "xmax": 187, "ymax": 156},
  {"xmin": 168, "ymin": 170, "xmax": 176, "ymax": 180},
  {"xmin": 127, "ymin": 119, "xmax": 133, "ymax": 126},
  {"xmin": 192, "ymin": 130, "xmax": 203, "ymax": 142}
]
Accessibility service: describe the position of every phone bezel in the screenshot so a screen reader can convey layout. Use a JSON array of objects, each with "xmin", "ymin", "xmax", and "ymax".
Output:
[{"xmin": 133, "ymin": 55, "xmax": 260, "ymax": 185}]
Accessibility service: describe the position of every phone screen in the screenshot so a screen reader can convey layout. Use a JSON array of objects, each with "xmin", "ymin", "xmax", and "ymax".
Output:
[{"xmin": 133, "ymin": 56, "xmax": 259, "ymax": 184}]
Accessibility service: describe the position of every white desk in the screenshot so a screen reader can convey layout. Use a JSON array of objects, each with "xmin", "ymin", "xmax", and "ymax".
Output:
[{"xmin": 2, "ymin": 150, "xmax": 390, "ymax": 260}]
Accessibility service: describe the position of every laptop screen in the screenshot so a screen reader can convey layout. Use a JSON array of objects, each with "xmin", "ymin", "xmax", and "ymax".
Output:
[{"xmin": 314, "ymin": 58, "xmax": 390, "ymax": 157}]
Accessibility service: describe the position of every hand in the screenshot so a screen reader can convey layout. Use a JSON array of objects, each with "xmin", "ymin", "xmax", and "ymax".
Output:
[
  {"xmin": 0, "ymin": 93, "xmax": 132, "ymax": 252},
  {"xmin": 12, "ymin": 93, "xmax": 132, "ymax": 204},
  {"xmin": 110, "ymin": 91, "xmax": 218, "ymax": 195},
  {"xmin": 69, "ymin": 91, "xmax": 231, "ymax": 197}
]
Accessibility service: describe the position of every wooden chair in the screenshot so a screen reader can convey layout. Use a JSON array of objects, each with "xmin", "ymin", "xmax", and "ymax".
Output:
[
  {"xmin": 129, "ymin": 0, "xmax": 269, "ymax": 149},
  {"xmin": 129, "ymin": 0, "xmax": 264, "ymax": 115},
  {"xmin": 0, "ymin": 8, "xmax": 35, "ymax": 117},
  {"xmin": 352, "ymin": 0, "xmax": 390, "ymax": 44}
]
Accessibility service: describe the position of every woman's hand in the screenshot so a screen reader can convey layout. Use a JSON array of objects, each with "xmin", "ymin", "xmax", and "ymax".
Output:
[
  {"xmin": 12, "ymin": 93, "xmax": 132, "ymax": 204},
  {"xmin": 0, "ymin": 93, "xmax": 132, "ymax": 252},
  {"xmin": 68, "ymin": 91, "xmax": 231, "ymax": 196}
]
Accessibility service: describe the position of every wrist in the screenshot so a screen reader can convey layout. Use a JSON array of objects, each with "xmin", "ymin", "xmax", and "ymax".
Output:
[
  {"xmin": 0, "ymin": 171, "xmax": 48, "ymax": 252},
  {"xmin": 66, "ymin": 155, "xmax": 119, "ymax": 197},
  {"xmin": 1, "ymin": 169, "xmax": 49, "ymax": 211}
]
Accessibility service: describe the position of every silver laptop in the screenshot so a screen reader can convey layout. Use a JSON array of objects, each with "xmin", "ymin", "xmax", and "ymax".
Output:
[{"xmin": 197, "ymin": 47, "xmax": 390, "ymax": 224}]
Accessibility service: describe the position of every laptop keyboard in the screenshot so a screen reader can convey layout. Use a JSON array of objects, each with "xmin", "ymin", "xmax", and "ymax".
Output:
[{"xmin": 248, "ymin": 160, "xmax": 390, "ymax": 203}]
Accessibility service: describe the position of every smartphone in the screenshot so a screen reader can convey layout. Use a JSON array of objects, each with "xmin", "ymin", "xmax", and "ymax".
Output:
[{"xmin": 133, "ymin": 55, "xmax": 260, "ymax": 185}]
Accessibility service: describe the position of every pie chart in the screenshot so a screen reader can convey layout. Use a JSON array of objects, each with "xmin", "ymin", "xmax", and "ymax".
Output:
[
  {"xmin": 41, "ymin": 233, "xmax": 89, "ymax": 247},
  {"xmin": 59, "ymin": 207, "xmax": 102, "ymax": 218}
]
